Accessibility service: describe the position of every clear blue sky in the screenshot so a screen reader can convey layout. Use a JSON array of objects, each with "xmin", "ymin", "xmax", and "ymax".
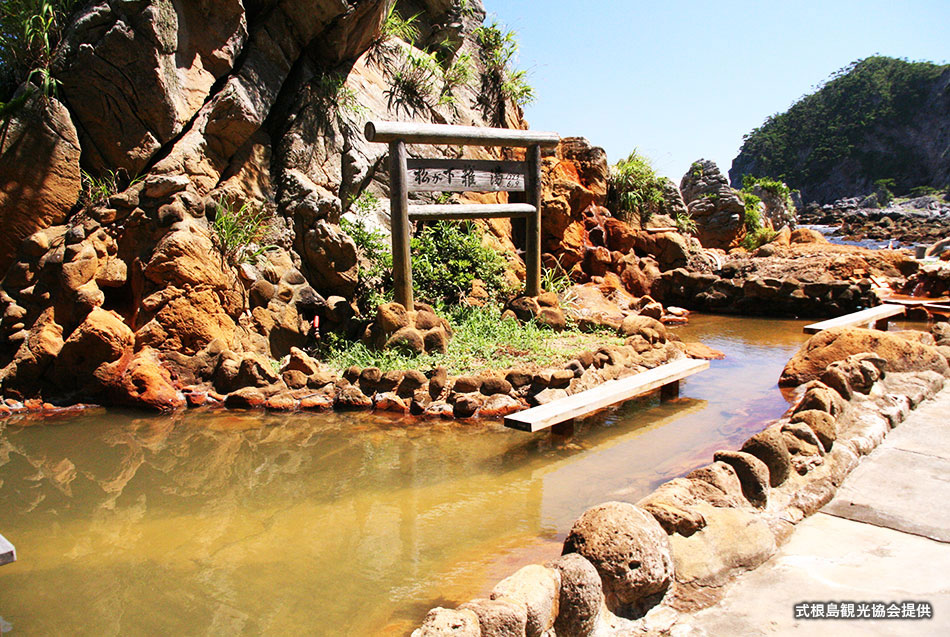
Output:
[{"xmin": 483, "ymin": 0, "xmax": 950, "ymax": 184}]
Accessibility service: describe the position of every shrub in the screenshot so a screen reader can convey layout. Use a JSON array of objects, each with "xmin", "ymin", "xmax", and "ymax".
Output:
[
  {"xmin": 411, "ymin": 220, "xmax": 508, "ymax": 305},
  {"xmin": 607, "ymin": 149, "xmax": 665, "ymax": 225},
  {"xmin": 742, "ymin": 191, "xmax": 764, "ymax": 231},
  {"xmin": 741, "ymin": 227, "xmax": 777, "ymax": 251},
  {"xmin": 908, "ymin": 185, "xmax": 941, "ymax": 198},
  {"xmin": 873, "ymin": 178, "xmax": 895, "ymax": 207},
  {"xmin": 342, "ymin": 210, "xmax": 510, "ymax": 311},
  {"xmin": 341, "ymin": 195, "xmax": 394, "ymax": 314},
  {"xmin": 741, "ymin": 175, "xmax": 797, "ymax": 217},
  {"xmin": 211, "ymin": 199, "xmax": 276, "ymax": 265}
]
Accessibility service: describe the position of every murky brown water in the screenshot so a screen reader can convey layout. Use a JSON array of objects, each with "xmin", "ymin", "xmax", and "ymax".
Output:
[{"xmin": 0, "ymin": 315, "xmax": 809, "ymax": 635}]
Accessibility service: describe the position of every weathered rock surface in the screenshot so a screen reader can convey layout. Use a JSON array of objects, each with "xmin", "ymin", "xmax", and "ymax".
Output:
[
  {"xmin": 0, "ymin": 93, "xmax": 81, "ymax": 273},
  {"xmin": 781, "ymin": 327, "xmax": 950, "ymax": 387},
  {"xmin": 458, "ymin": 598, "xmax": 527, "ymax": 637},
  {"xmin": 680, "ymin": 160, "xmax": 745, "ymax": 250},
  {"xmin": 0, "ymin": 0, "xmax": 553, "ymax": 407},
  {"xmin": 410, "ymin": 607, "xmax": 480, "ymax": 637},
  {"xmin": 490, "ymin": 564, "xmax": 561, "ymax": 637},
  {"xmin": 548, "ymin": 553, "xmax": 603, "ymax": 637},
  {"xmin": 651, "ymin": 242, "xmax": 904, "ymax": 318},
  {"xmin": 562, "ymin": 502, "xmax": 673, "ymax": 616}
]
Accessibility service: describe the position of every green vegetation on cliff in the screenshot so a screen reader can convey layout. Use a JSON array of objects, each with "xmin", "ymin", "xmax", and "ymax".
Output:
[
  {"xmin": 0, "ymin": 0, "xmax": 79, "ymax": 101},
  {"xmin": 731, "ymin": 56, "xmax": 950, "ymax": 203},
  {"xmin": 609, "ymin": 150, "xmax": 695, "ymax": 234},
  {"xmin": 608, "ymin": 150, "xmax": 665, "ymax": 226}
]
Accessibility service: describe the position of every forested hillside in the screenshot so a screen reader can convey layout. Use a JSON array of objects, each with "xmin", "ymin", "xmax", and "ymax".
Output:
[{"xmin": 730, "ymin": 56, "xmax": 950, "ymax": 204}]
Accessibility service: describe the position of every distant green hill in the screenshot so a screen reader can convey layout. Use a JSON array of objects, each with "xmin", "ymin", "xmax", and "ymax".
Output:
[{"xmin": 730, "ymin": 56, "xmax": 950, "ymax": 204}]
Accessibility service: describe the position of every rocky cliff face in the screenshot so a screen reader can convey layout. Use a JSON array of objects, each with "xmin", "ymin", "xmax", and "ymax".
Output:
[
  {"xmin": 730, "ymin": 57, "xmax": 950, "ymax": 204},
  {"xmin": 0, "ymin": 0, "xmax": 531, "ymax": 408}
]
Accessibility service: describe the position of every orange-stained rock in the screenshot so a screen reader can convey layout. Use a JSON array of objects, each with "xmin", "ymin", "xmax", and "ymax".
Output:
[
  {"xmin": 265, "ymin": 392, "xmax": 300, "ymax": 411},
  {"xmin": 374, "ymin": 392, "xmax": 409, "ymax": 413},
  {"xmin": 136, "ymin": 288, "xmax": 237, "ymax": 355},
  {"xmin": 109, "ymin": 348, "xmax": 186, "ymax": 411},
  {"xmin": 680, "ymin": 340, "xmax": 726, "ymax": 361},
  {"xmin": 790, "ymin": 228, "xmax": 828, "ymax": 244},
  {"xmin": 0, "ymin": 307, "xmax": 64, "ymax": 394},
  {"xmin": 225, "ymin": 387, "xmax": 267, "ymax": 409},
  {"xmin": 144, "ymin": 218, "xmax": 235, "ymax": 289},
  {"xmin": 566, "ymin": 283, "xmax": 627, "ymax": 329},
  {"xmin": 604, "ymin": 218, "xmax": 638, "ymax": 253},
  {"xmin": 51, "ymin": 308, "xmax": 135, "ymax": 392},
  {"xmin": 478, "ymin": 394, "xmax": 523, "ymax": 418},
  {"xmin": 771, "ymin": 225, "xmax": 792, "ymax": 246},
  {"xmin": 300, "ymin": 393, "xmax": 334, "ymax": 411}
]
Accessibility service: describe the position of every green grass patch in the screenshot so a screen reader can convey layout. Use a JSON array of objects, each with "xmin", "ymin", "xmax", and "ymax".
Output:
[{"xmin": 317, "ymin": 304, "xmax": 624, "ymax": 375}]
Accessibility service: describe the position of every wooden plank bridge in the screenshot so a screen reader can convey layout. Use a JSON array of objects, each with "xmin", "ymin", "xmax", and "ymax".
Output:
[
  {"xmin": 803, "ymin": 304, "xmax": 905, "ymax": 335},
  {"xmin": 504, "ymin": 358, "xmax": 709, "ymax": 433}
]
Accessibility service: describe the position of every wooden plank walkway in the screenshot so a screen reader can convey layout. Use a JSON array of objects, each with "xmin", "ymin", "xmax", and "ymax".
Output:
[
  {"xmin": 504, "ymin": 358, "xmax": 709, "ymax": 432},
  {"xmin": 803, "ymin": 304, "xmax": 905, "ymax": 334},
  {"xmin": 0, "ymin": 533, "xmax": 15, "ymax": 566}
]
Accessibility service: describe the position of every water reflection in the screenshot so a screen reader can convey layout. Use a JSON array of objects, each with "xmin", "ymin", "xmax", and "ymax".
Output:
[{"xmin": 0, "ymin": 314, "xmax": 809, "ymax": 635}]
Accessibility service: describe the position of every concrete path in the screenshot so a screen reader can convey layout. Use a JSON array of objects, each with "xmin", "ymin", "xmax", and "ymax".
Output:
[{"xmin": 680, "ymin": 386, "xmax": 950, "ymax": 636}]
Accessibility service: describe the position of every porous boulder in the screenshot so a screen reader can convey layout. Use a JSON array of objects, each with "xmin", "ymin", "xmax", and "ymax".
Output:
[
  {"xmin": 506, "ymin": 294, "xmax": 566, "ymax": 331},
  {"xmin": 362, "ymin": 302, "xmax": 452, "ymax": 355},
  {"xmin": 490, "ymin": 564, "xmax": 561, "ymax": 637},
  {"xmin": 548, "ymin": 553, "xmax": 604, "ymax": 637},
  {"xmin": 790, "ymin": 410, "xmax": 837, "ymax": 451},
  {"xmin": 740, "ymin": 427, "xmax": 792, "ymax": 487},
  {"xmin": 562, "ymin": 502, "xmax": 673, "ymax": 616},
  {"xmin": 411, "ymin": 607, "xmax": 480, "ymax": 637},
  {"xmin": 712, "ymin": 450, "xmax": 770, "ymax": 508},
  {"xmin": 458, "ymin": 598, "xmax": 527, "ymax": 637},
  {"xmin": 780, "ymin": 327, "xmax": 950, "ymax": 387}
]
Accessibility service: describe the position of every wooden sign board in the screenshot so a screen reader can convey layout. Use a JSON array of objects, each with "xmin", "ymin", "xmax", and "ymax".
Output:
[{"xmin": 406, "ymin": 159, "xmax": 526, "ymax": 193}]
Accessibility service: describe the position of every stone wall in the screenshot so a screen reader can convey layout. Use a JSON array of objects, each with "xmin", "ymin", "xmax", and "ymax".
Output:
[{"xmin": 409, "ymin": 325, "xmax": 950, "ymax": 635}]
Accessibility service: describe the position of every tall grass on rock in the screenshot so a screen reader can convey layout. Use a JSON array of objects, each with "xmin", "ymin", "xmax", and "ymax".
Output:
[
  {"xmin": 211, "ymin": 199, "xmax": 277, "ymax": 266},
  {"xmin": 0, "ymin": 0, "xmax": 79, "ymax": 101},
  {"xmin": 608, "ymin": 150, "xmax": 666, "ymax": 226}
]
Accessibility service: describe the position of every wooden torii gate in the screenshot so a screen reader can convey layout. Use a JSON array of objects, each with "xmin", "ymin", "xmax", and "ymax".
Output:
[{"xmin": 364, "ymin": 120, "xmax": 560, "ymax": 311}]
